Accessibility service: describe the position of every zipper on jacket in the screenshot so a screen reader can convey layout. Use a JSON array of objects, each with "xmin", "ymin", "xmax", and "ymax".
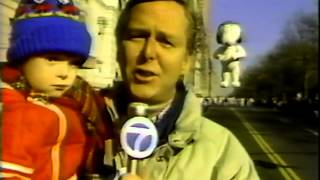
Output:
[{"xmin": 27, "ymin": 97, "xmax": 67, "ymax": 180}]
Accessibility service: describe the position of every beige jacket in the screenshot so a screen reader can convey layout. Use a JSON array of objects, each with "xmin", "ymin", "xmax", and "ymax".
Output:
[{"xmin": 112, "ymin": 92, "xmax": 260, "ymax": 180}]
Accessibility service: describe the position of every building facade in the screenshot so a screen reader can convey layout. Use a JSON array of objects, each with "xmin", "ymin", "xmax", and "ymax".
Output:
[
  {"xmin": 186, "ymin": 0, "xmax": 214, "ymax": 97},
  {"xmin": 0, "ymin": 0, "xmax": 19, "ymax": 62},
  {"xmin": 75, "ymin": 0, "xmax": 121, "ymax": 89}
]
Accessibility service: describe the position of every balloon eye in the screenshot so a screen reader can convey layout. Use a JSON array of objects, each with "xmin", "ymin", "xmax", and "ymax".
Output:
[
  {"xmin": 58, "ymin": 0, "xmax": 70, "ymax": 4},
  {"xmin": 33, "ymin": 0, "xmax": 45, "ymax": 3}
]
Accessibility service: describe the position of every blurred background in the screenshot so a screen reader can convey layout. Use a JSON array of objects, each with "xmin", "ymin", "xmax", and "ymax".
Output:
[
  {"xmin": 1, "ymin": 0, "xmax": 318, "ymax": 101},
  {"xmin": 1, "ymin": 0, "xmax": 318, "ymax": 179}
]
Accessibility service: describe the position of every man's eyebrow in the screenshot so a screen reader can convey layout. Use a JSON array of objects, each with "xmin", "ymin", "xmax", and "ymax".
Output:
[
  {"xmin": 157, "ymin": 31, "xmax": 172, "ymax": 39},
  {"xmin": 126, "ymin": 27, "xmax": 149, "ymax": 34},
  {"xmin": 125, "ymin": 27, "xmax": 178, "ymax": 41}
]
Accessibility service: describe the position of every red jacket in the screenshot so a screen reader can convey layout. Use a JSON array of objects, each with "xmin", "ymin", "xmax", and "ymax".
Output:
[
  {"xmin": 1, "ymin": 65, "xmax": 114, "ymax": 179},
  {"xmin": 1, "ymin": 86, "xmax": 86, "ymax": 180}
]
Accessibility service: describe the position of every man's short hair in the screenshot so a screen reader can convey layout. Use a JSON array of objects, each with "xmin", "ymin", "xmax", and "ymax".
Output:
[{"xmin": 115, "ymin": 0, "xmax": 197, "ymax": 55}]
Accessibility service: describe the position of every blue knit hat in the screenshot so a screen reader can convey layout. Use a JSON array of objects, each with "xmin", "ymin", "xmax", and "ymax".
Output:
[{"xmin": 7, "ymin": 0, "xmax": 91, "ymax": 65}]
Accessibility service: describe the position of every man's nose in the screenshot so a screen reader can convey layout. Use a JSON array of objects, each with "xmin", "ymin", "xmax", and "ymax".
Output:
[{"xmin": 144, "ymin": 38, "xmax": 157, "ymax": 60}]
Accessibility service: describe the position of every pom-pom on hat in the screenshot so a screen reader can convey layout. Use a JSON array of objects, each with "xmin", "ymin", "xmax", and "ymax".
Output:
[{"xmin": 7, "ymin": 0, "xmax": 91, "ymax": 65}]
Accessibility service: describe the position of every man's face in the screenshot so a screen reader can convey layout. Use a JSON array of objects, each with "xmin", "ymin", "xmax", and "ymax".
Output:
[
  {"xmin": 121, "ymin": 1, "xmax": 190, "ymax": 105},
  {"xmin": 22, "ymin": 53, "xmax": 79, "ymax": 98}
]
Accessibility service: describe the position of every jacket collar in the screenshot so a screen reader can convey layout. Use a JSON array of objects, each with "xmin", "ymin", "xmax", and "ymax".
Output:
[
  {"xmin": 168, "ymin": 92, "xmax": 202, "ymax": 149},
  {"xmin": 152, "ymin": 92, "xmax": 202, "ymax": 161}
]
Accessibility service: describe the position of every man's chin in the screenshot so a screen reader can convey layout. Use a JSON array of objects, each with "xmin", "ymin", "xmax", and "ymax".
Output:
[{"xmin": 130, "ymin": 84, "xmax": 157, "ymax": 102}]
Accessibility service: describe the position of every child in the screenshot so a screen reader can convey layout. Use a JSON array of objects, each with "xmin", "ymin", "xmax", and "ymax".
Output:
[{"xmin": 0, "ymin": 0, "xmax": 108, "ymax": 179}]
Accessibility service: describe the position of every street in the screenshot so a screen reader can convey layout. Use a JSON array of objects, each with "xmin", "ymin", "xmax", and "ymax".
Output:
[{"xmin": 204, "ymin": 105, "xmax": 319, "ymax": 180}]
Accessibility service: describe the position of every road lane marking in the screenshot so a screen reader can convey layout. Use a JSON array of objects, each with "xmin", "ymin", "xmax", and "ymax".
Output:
[{"xmin": 231, "ymin": 108, "xmax": 302, "ymax": 180}]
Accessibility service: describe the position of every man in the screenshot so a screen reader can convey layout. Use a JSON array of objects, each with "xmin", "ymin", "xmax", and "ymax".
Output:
[{"xmin": 108, "ymin": 0, "xmax": 260, "ymax": 179}]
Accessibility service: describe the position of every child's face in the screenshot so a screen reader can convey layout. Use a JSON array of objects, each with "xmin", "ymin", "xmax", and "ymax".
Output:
[{"xmin": 21, "ymin": 53, "xmax": 81, "ymax": 98}]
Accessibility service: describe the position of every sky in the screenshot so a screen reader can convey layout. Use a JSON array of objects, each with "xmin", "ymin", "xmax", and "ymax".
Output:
[
  {"xmin": 209, "ymin": 0, "xmax": 317, "ymax": 68},
  {"xmin": 207, "ymin": 0, "xmax": 317, "ymax": 96}
]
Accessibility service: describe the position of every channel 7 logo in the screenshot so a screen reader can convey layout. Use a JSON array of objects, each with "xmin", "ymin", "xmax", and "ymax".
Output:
[{"xmin": 120, "ymin": 117, "xmax": 158, "ymax": 159}]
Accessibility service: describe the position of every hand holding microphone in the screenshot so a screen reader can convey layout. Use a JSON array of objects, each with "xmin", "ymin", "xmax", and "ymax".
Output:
[{"xmin": 120, "ymin": 103, "xmax": 158, "ymax": 175}]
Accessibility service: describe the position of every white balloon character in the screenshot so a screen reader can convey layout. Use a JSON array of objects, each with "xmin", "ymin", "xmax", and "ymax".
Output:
[{"xmin": 213, "ymin": 21, "xmax": 247, "ymax": 88}]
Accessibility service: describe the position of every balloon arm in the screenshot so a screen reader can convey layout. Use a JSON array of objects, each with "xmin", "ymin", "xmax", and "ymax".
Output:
[
  {"xmin": 213, "ymin": 45, "xmax": 247, "ymax": 61},
  {"xmin": 233, "ymin": 45, "xmax": 247, "ymax": 59}
]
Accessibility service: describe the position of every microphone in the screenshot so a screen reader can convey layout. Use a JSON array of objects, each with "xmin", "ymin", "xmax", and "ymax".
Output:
[{"xmin": 120, "ymin": 103, "xmax": 158, "ymax": 175}]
